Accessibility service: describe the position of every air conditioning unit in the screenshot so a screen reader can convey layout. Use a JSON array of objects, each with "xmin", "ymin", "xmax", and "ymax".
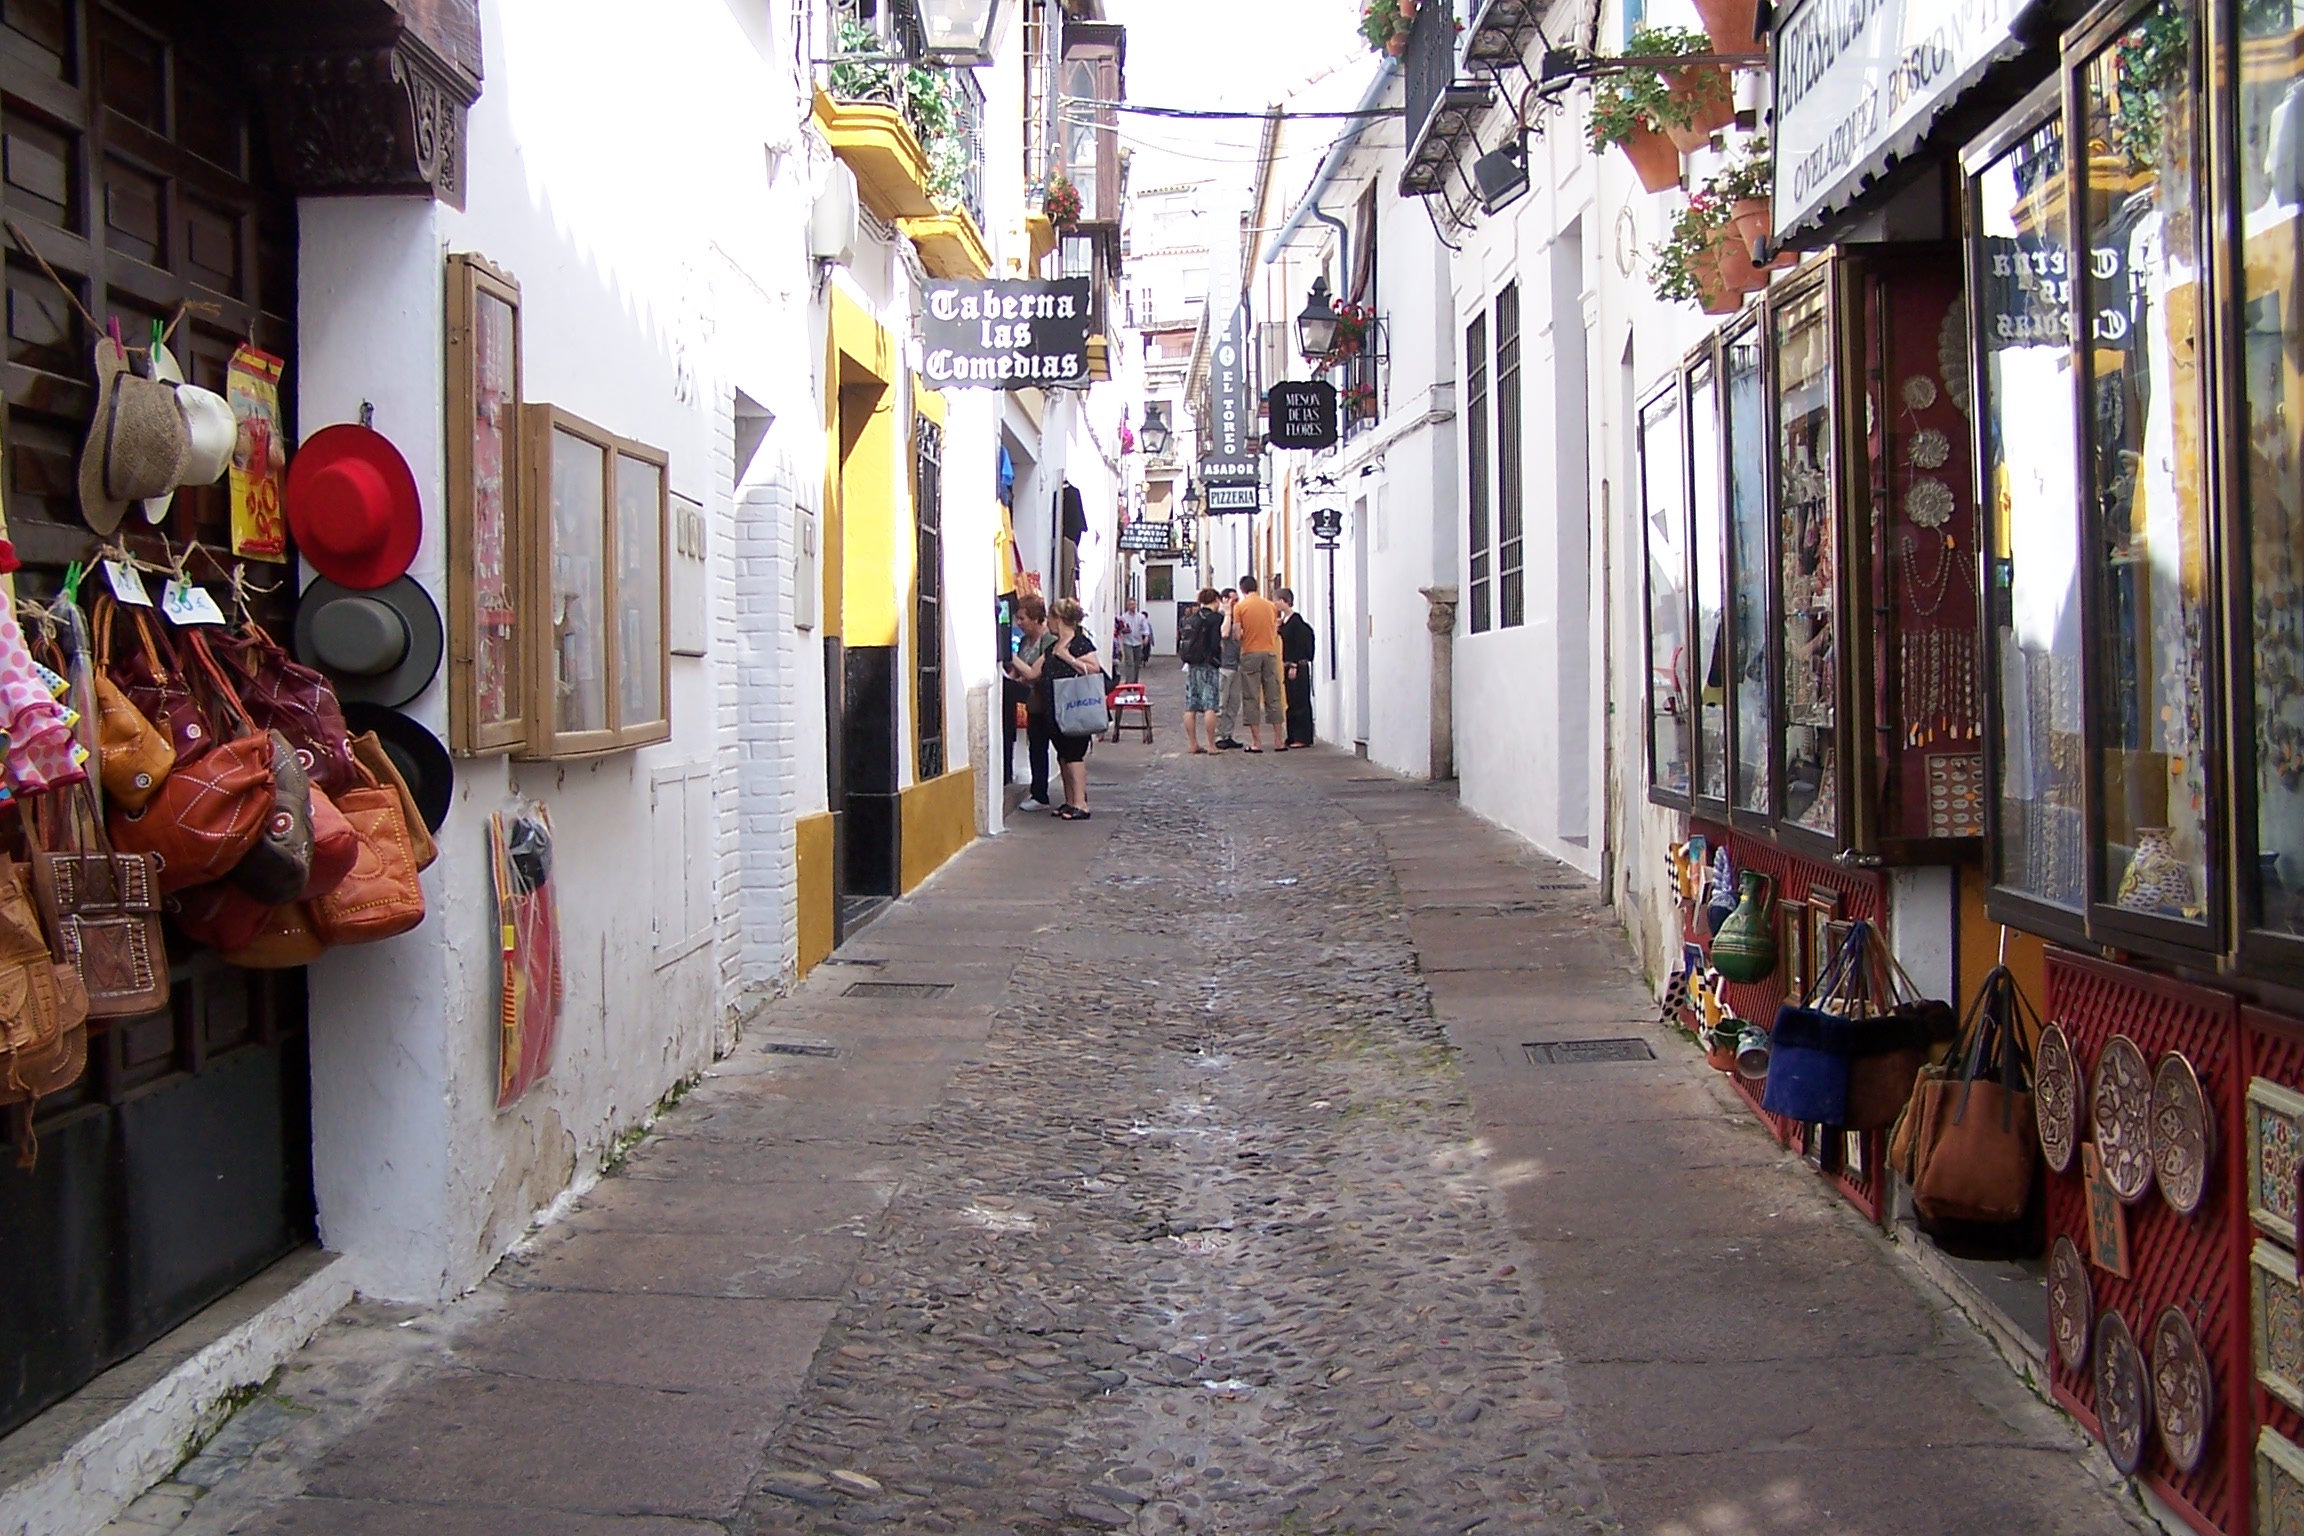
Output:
[{"xmin": 811, "ymin": 162, "xmax": 860, "ymax": 266}]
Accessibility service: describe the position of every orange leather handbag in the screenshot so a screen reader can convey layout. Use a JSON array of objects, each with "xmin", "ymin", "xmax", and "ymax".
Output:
[{"xmin": 311, "ymin": 759, "xmax": 427, "ymax": 945}]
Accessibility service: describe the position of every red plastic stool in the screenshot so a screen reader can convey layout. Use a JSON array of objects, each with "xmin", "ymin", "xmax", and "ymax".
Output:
[{"xmin": 1107, "ymin": 683, "xmax": 1153, "ymax": 744}]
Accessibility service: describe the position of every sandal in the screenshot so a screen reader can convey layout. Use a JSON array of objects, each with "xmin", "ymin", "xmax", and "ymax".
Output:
[{"xmin": 1057, "ymin": 805, "xmax": 1091, "ymax": 821}]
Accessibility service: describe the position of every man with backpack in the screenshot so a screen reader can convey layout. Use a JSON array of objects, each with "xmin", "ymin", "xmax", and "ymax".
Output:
[{"xmin": 1177, "ymin": 587, "xmax": 1225, "ymax": 755}]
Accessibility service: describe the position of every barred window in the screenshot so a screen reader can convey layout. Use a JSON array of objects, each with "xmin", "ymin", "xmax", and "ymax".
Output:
[{"xmin": 1466, "ymin": 312, "xmax": 1491, "ymax": 634}]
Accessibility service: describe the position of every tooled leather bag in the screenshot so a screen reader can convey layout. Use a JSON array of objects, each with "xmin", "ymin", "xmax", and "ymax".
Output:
[
  {"xmin": 29, "ymin": 784, "xmax": 168, "ymax": 1020},
  {"xmin": 209, "ymin": 622, "xmax": 359, "ymax": 798},
  {"xmin": 0, "ymin": 855, "xmax": 92, "ymax": 1167},
  {"xmin": 182, "ymin": 630, "xmax": 314, "ymax": 905},
  {"xmin": 350, "ymin": 730, "xmax": 437, "ymax": 872},
  {"xmin": 103, "ymin": 597, "xmax": 213, "ymax": 763},
  {"xmin": 311, "ymin": 757, "xmax": 427, "ymax": 945},
  {"xmin": 106, "ymin": 616, "xmax": 274, "ymax": 893},
  {"xmin": 87, "ymin": 598, "xmax": 173, "ymax": 813}
]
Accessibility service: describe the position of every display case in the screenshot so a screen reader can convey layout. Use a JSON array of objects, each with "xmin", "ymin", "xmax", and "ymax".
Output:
[
  {"xmin": 1964, "ymin": 0, "xmax": 2225, "ymax": 961},
  {"xmin": 1644, "ymin": 257, "xmax": 1987, "ymax": 861}
]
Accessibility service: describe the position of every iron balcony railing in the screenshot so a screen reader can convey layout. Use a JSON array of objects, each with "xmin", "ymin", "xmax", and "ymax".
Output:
[{"xmin": 828, "ymin": 0, "xmax": 988, "ymax": 229}]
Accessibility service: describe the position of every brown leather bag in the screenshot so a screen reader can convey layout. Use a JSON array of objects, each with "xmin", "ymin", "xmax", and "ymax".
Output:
[
  {"xmin": 302, "ymin": 783, "xmax": 359, "ymax": 901},
  {"xmin": 350, "ymin": 731, "xmax": 438, "ymax": 871},
  {"xmin": 169, "ymin": 880, "xmax": 272, "ymax": 951},
  {"xmin": 0, "ymin": 856, "xmax": 92, "ymax": 1166},
  {"xmin": 103, "ymin": 598, "xmax": 213, "ymax": 763},
  {"xmin": 210, "ymin": 622, "xmax": 359, "ymax": 798},
  {"xmin": 90, "ymin": 603, "xmax": 174, "ymax": 813},
  {"xmin": 312, "ymin": 759, "xmax": 427, "ymax": 945},
  {"xmin": 219, "ymin": 901, "xmax": 326, "ymax": 970},
  {"xmin": 1908, "ymin": 968, "xmax": 2038, "ymax": 1225},
  {"xmin": 30, "ymin": 785, "xmax": 169, "ymax": 1020},
  {"xmin": 107, "ymin": 613, "xmax": 278, "ymax": 893}
]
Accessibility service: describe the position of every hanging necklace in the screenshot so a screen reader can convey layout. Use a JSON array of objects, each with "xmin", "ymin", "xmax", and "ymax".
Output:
[{"xmin": 1901, "ymin": 530, "xmax": 1965, "ymax": 618}]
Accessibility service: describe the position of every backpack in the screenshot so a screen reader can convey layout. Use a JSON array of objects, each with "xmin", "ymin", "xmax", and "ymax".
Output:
[{"xmin": 1179, "ymin": 609, "xmax": 1218, "ymax": 666}]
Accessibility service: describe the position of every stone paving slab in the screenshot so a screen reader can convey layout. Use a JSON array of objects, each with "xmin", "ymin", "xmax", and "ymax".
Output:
[{"xmin": 122, "ymin": 721, "xmax": 2155, "ymax": 1536}]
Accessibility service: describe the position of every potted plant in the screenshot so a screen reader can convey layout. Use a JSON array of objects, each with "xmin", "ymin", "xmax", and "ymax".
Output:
[
  {"xmin": 1360, "ymin": 0, "xmax": 1412, "ymax": 55},
  {"xmin": 1345, "ymin": 382, "xmax": 1379, "ymax": 421},
  {"xmin": 1694, "ymin": 0, "xmax": 1766, "ymax": 58},
  {"xmin": 1649, "ymin": 192, "xmax": 1740, "ymax": 315},
  {"xmin": 1044, "ymin": 174, "xmax": 1083, "ymax": 229},
  {"xmin": 1332, "ymin": 301, "xmax": 1374, "ymax": 359},
  {"xmin": 1715, "ymin": 140, "xmax": 1774, "ymax": 255},
  {"xmin": 1585, "ymin": 28, "xmax": 1738, "ymax": 190}
]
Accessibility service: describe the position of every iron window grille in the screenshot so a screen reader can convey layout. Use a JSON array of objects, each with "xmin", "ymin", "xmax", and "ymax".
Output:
[{"xmin": 915, "ymin": 415, "xmax": 946, "ymax": 781}]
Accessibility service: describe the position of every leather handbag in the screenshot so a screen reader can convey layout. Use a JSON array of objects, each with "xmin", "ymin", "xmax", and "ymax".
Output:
[
  {"xmin": 101, "ymin": 598, "xmax": 213, "ymax": 763},
  {"xmin": 106, "ymin": 630, "xmax": 274, "ymax": 893},
  {"xmin": 29, "ymin": 785, "xmax": 169, "ymax": 1020},
  {"xmin": 1906, "ymin": 966, "xmax": 2038, "ymax": 1225},
  {"xmin": 350, "ymin": 731, "xmax": 437, "ymax": 872},
  {"xmin": 210, "ymin": 622, "xmax": 359, "ymax": 798},
  {"xmin": 88, "ymin": 603, "xmax": 174, "ymax": 812},
  {"xmin": 0, "ymin": 855, "xmax": 92, "ymax": 1165},
  {"xmin": 219, "ymin": 901, "xmax": 326, "ymax": 970},
  {"xmin": 176, "ymin": 631, "xmax": 314, "ymax": 905},
  {"xmin": 169, "ymin": 880, "xmax": 272, "ymax": 952},
  {"xmin": 302, "ymin": 783, "xmax": 359, "ymax": 900},
  {"xmin": 312, "ymin": 758, "xmax": 427, "ymax": 945}
]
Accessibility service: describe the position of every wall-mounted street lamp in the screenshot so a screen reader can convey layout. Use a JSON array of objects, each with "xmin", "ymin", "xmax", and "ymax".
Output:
[
  {"xmin": 915, "ymin": 0, "xmax": 1005, "ymax": 65},
  {"xmin": 1140, "ymin": 403, "xmax": 1172, "ymax": 459},
  {"xmin": 1182, "ymin": 480, "xmax": 1204, "ymax": 517},
  {"xmin": 1295, "ymin": 276, "xmax": 1341, "ymax": 364}
]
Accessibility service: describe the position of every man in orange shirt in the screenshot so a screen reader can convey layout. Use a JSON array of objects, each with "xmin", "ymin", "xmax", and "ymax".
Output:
[{"xmin": 1227, "ymin": 575, "xmax": 1284, "ymax": 754}]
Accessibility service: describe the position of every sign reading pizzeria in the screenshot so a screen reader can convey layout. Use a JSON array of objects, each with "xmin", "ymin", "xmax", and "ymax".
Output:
[
  {"xmin": 1266, "ymin": 381, "xmax": 1338, "ymax": 451},
  {"xmin": 921, "ymin": 278, "xmax": 1096, "ymax": 389}
]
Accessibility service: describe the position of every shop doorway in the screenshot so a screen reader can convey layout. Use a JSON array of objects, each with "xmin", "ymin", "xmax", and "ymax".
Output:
[
  {"xmin": 0, "ymin": 0, "xmax": 313, "ymax": 1438},
  {"xmin": 831, "ymin": 379, "xmax": 898, "ymax": 940}
]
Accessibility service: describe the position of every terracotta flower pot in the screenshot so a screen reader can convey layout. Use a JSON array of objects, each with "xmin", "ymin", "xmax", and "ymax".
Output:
[
  {"xmin": 1663, "ymin": 65, "xmax": 1736, "ymax": 149},
  {"xmin": 1706, "ymin": 1040, "xmax": 1739, "ymax": 1073},
  {"xmin": 1732, "ymin": 197, "xmax": 1772, "ymax": 252},
  {"xmin": 1386, "ymin": 32, "xmax": 1407, "ymax": 56},
  {"xmin": 1716, "ymin": 232, "xmax": 1767, "ymax": 293},
  {"xmin": 1399, "ymin": 0, "xmax": 1417, "ymax": 16},
  {"xmin": 1694, "ymin": 0, "xmax": 1767, "ymax": 56},
  {"xmin": 1616, "ymin": 124, "xmax": 1683, "ymax": 193}
]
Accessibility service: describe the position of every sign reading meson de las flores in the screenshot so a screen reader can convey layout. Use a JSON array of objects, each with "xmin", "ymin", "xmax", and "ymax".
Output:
[{"xmin": 921, "ymin": 278, "xmax": 1096, "ymax": 389}]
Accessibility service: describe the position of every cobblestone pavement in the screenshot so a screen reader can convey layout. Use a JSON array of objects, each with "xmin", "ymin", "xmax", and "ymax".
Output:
[{"xmin": 102, "ymin": 720, "xmax": 2154, "ymax": 1536}]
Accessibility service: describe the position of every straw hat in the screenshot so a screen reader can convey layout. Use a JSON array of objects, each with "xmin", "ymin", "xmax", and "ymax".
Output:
[
  {"xmin": 138, "ymin": 344, "xmax": 238, "ymax": 524},
  {"xmin": 78, "ymin": 339, "xmax": 189, "ymax": 535}
]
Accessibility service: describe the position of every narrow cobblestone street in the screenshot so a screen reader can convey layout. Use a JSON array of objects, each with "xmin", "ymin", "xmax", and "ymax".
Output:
[{"xmin": 126, "ymin": 726, "xmax": 2154, "ymax": 1536}]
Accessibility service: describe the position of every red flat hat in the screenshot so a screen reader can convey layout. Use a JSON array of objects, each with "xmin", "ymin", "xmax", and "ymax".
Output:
[{"xmin": 286, "ymin": 424, "xmax": 422, "ymax": 592}]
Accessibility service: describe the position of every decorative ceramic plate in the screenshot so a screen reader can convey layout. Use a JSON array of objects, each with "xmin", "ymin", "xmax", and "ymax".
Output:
[
  {"xmin": 2093, "ymin": 1035, "xmax": 2157, "ymax": 1205},
  {"xmin": 2048, "ymin": 1234, "xmax": 2093, "ymax": 1375},
  {"xmin": 2151, "ymin": 1307, "xmax": 2213, "ymax": 1474},
  {"xmin": 1902, "ymin": 373, "xmax": 1939, "ymax": 412},
  {"xmin": 2037, "ymin": 1024, "xmax": 2084, "ymax": 1176},
  {"xmin": 2151, "ymin": 1051, "xmax": 2215, "ymax": 1217},
  {"xmin": 1907, "ymin": 427, "xmax": 1952, "ymax": 470},
  {"xmin": 2095, "ymin": 1309, "xmax": 2152, "ymax": 1477},
  {"xmin": 1906, "ymin": 478, "xmax": 1956, "ymax": 528}
]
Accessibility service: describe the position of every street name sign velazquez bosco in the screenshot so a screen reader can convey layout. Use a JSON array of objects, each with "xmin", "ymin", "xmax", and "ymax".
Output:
[{"xmin": 922, "ymin": 278, "xmax": 1095, "ymax": 388}]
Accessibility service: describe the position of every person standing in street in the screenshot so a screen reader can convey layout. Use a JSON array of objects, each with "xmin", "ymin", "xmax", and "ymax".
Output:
[
  {"xmin": 1277, "ymin": 587, "xmax": 1317, "ymax": 749},
  {"xmin": 1007, "ymin": 596, "xmax": 1103, "ymax": 820},
  {"xmin": 1119, "ymin": 598, "xmax": 1153, "ymax": 683},
  {"xmin": 1230, "ymin": 576, "xmax": 1285, "ymax": 754},
  {"xmin": 1002, "ymin": 593, "xmax": 1056, "ymax": 809},
  {"xmin": 1214, "ymin": 588, "xmax": 1244, "ymax": 750},
  {"xmin": 1178, "ymin": 587, "xmax": 1224, "ymax": 754}
]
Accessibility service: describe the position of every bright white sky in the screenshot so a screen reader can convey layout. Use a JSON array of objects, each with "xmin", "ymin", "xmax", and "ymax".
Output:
[{"xmin": 1102, "ymin": 0, "xmax": 1386, "ymax": 268}]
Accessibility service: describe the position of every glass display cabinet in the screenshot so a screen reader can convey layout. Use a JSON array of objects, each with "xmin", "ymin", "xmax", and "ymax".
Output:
[{"xmin": 1642, "ymin": 384, "xmax": 1691, "ymax": 804}]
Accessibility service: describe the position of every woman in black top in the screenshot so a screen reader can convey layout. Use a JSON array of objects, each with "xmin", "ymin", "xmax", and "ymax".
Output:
[
  {"xmin": 1009, "ymin": 596, "xmax": 1103, "ymax": 819},
  {"xmin": 1278, "ymin": 587, "xmax": 1317, "ymax": 749}
]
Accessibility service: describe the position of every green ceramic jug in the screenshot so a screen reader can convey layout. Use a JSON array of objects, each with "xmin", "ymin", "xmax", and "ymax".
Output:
[{"xmin": 1709, "ymin": 870, "xmax": 1777, "ymax": 984}]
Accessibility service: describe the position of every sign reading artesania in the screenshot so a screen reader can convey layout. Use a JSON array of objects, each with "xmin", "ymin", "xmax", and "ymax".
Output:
[
  {"xmin": 1772, "ymin": 0, "xmax": 2018, "ymax": 241},
  {"xmin": 1266, "ymin": 381, "xmax": 1339, "ymax": 451},
  {"xmin": 921, "ymin": 278, "xmax": 1095, "ymax": 389},
  {"xmin": 1200, "ymin": 302, "xmax": 1258, "ymax": 480}
]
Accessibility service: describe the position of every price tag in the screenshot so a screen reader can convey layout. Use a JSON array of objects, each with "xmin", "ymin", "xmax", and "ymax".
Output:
[
  {"xmin": 103, "ymin": 560, "xmax": 153, "ymax": 606},
  {"xmin": 160, "ymin": 578, "xmax": 227, "ymax": 626}
]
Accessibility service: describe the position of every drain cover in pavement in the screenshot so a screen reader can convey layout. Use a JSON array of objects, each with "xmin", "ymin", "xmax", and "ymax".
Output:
[
  {"xmin": 844, "ymin": 981, "xmax": 955, "ymax": 1000},
  {"xmin": 759, "ymin": 1040, "xmax": 840, "ymax": 1058},
  {"xmin": 1523, "ymin": 1038, "xmax": 1654, "ymax": 1065}
]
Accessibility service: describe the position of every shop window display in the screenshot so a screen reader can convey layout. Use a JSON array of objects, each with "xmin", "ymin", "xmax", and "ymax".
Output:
[
  {"xmin": 1643, "ymin": 385, "xmax": 1690, "ymax": 800},
  {"xmin": 1975, "ymin": 111, "xmax": 2087, "ymax": 913},
  {"xmin": 2078, "ymin": 3, "xmax": 2214, "ymax": 931},
  {"xmin": 1775, "ymin": 285, "xmax": 1838, "ymax": 835},
  {"xmin": 2235, "ymin": 0, "xmax": 2304, "ymax": 940},
  {"xmin": 1691, "ymin": 354, "xmax": 1728, "ymax": 806},
  {"xmin": 1727, "ymin": 324, "xmax": 1772, "ymax": 815}
]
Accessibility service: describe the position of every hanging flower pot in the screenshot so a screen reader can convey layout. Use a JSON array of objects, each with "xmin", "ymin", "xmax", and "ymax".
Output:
[
  {"xmin": 1662, "ymin": 64, "xmax": 1736, "ymax": 151},
  {"xmin": 1731, "ymin": 197, "xmax": 1772, "ymax": 253},
  {"xmin": 1617, "ymin": 124, "xmax": 1684, "ymax": 193},
  {"xmin": 1399, "ymin": 0, "xmax": 1418, "ymax": 16},
  {"xmin": 1693, "ymin": 0, "xmax": 1766, "ymax": 57},
  {"xmin": 1696, "ymin": 248, "xmax": 1741, "ymax": 315},
  {"xmin": 1716, "ymin": 231, "xmax": 1767, "ymax": 294},
  {"xmin": 1386, "ymin": 31, "xmax": 1407, "ymax": 55}
]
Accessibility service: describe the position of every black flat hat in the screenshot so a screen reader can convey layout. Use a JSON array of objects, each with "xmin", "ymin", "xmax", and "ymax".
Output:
[
  {"xmin": 343, "ymin": 703, "xmax": 453, "ymax": 834},
  {"xmin": 293, "ymin": 575, "xmax": 443, "ymax": 708}
]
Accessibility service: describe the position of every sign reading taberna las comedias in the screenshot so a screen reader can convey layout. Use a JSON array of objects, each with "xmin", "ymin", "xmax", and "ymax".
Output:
[
  {"xmin": 1772, "ymin": 0, "xmax": 2019, "ymax": 242},
  {"xmin": 921, "ymin": 278, "xmax": 1095, "ymax": 389}
]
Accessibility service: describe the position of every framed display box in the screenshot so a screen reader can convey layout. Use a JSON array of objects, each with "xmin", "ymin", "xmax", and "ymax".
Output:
[
  {"xmin": 447, "ymin": 252, "xmax": 529, "ymax": 756},
  {"xmin": 1725, "ymin": 320, "xmax": 1774, "ymax": 820},
  {"xmin": 519, "ymin": 405, "xmax": 672, "ymax": 760},
  {"xmin": 1689, "ymin": 350, "xmax": 1730, "ymax": 817},
  {"xmin": 1641, "ymin": 381, "xmax": 1691, "ymax": 807}
]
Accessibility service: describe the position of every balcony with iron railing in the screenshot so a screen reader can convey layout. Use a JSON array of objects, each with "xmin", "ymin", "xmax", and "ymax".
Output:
[{"xmin": 821, "ymin": 0, "xmax": 991, "ymax": 277}]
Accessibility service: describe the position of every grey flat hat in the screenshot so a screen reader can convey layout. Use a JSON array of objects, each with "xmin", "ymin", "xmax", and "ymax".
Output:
[{"xmin": 292, "ymin": 575, "xmax": 443, "ymax": 709}]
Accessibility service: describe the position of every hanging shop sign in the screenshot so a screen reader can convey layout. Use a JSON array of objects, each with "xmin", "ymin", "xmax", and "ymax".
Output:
[
  {"xmin": 1266, "ymin": 381, "xmax": 1339, "ymax": 451},
  {"xmin": 1311, "ymin": 505, "xmax": 1345, "ymax": 549},
  {"xmin": 1203, "ymin": 480, "xmax": 1260, "ymax": 515},
  {"xmin": 1118, "ymin": 519, "xmax": 1188, "ymax": 555},
  {"xmin": 1200, "ymin": 301, "xmax": 1259, "ymax": 480},
  {"xmin": 1772, "ymin": 0, "xmax": 2022, "ymax": 243},
  {"xmin": 921, "ymin": 278, "xmax": 1096, "ymax": 389}
]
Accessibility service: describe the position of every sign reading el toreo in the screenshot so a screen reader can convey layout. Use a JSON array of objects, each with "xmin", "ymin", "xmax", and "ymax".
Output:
[
  {"xmin": 921, "ymin": 278, "xmax": 1095, "ymax": 389},
  {"xmin": 1771, "ymin": 0, "xmax": 2017, "ymax": 241},
  {"xmin": 1200, "ymin": 302, "xmax": 1258, "ymax": 481}
]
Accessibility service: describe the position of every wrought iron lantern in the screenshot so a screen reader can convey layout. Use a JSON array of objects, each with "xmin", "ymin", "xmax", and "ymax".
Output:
[
  {"xmin": 914, "ymin": 0, "xmax": 1005, "ymax": 65},
  {"xmin": 1296, "ymin": 276, "xmax": 1341, "ymax": 363},
  {"xmin": 1140, "ymin": 403, "xmax": 1172, "ymax": 459}
]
